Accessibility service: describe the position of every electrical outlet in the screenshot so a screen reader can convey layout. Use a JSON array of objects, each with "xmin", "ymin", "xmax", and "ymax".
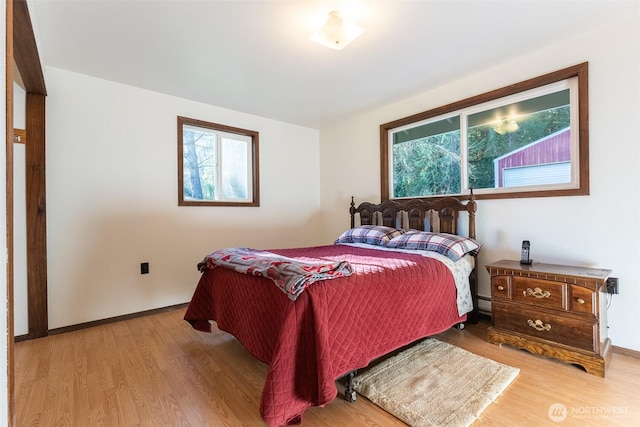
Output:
[
  {"xmin": 606, "ymin": 277, "xmax": 618, "ymax": 294},
  {"xmin": 141, "ymin": 262, "xmax": 149, "ymax": 275}
]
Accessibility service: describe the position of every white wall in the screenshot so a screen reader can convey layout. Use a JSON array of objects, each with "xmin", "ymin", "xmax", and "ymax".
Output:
[
  {"xmin": 13, "ymin": 83, "xmax": 27, "ymax": 336},
  {"xmin": 45, "ymin": 67, "xmax": 322, "ymax": 329},
  {"xmin": 319, "ymin": 15, "xmax": 640, "ymax": 351}
]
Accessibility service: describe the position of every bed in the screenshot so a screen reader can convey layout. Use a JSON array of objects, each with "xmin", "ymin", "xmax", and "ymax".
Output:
[{"xmin": 184, "ymin": 193, "xmax": 479, "ymax": 426}]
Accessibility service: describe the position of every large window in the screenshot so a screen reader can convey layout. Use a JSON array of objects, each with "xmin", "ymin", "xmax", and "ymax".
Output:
[
  {"xmin": 381, "ymin": 63, "xmax": 588, "ymax": 200},
  {"xmin": 178, "ymin": 116, "xmax": 259, "ymax": 206}
]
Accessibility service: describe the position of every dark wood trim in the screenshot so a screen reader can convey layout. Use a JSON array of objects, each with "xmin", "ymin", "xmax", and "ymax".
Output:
[
  {"xmin": 13, "ymin": 0, "xmax": 49, "ymax": 342},
  {"xmin": 612, "ymin": 345, "xmax": 640, "ymax": 360},
  {"xmin": 12, "ymin": 334, "xmax": 28, "ymax": 343},
  {"xmin": 25, "ymin": 93, "xmax": 47, "ymax": 338},
  {"xmin": 13, "ymin": 0, "xmax": 46, "ymax": 96},
  {"xmin": 380, "ymin": 62, "xmax": 589, "ymax": 201},
  {"xmin": 47, "ymin": 303, "xmax": 189, "ymax": 336},
  {"xmin": 5, "ymin": 0, "xmax": 15, "ymax": 422},
  {"xmin": 15, "ymin": 303, "xmax": 190, "ymax": 341}
]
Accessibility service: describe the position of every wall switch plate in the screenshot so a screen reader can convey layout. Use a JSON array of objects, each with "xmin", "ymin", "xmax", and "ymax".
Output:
[
  {"xmin": 606, "ymin": 277, "xmax": 618, "ymax": 294},
  {"xmin": 141, "ymin": 262, "xmax": 149, "ymax": 275}
]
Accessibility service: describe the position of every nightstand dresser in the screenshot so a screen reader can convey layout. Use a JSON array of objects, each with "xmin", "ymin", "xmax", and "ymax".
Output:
[{"xmin": 485, "ymin": 259, "xmax": 612, "ymax": 377}]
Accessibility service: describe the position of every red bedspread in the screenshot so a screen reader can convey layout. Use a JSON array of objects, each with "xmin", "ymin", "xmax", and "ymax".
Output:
[{"xmin": 184, "ymin": 244, "xmax": 466, "ymax": 426}]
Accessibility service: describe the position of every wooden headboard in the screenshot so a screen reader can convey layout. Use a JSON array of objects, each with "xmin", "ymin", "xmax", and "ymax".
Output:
[
  {"xmin": 348, "ymin": 191, "xmax": 478, "ymax": 324},
  {"xmin": 349, "ymin": 191, "xmax": 477, "ymax": 239}
]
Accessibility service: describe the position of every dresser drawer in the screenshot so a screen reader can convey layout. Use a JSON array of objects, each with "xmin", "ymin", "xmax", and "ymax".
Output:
[
  {"xmin": 492, "ymin": 302, "xmax": 596, "ymax": 352},
  {"xmin": 491, "ymin": 276, "xmax": 511, "ymax": 300},
  {"xmin": 569, "ymin": 285, "xmax": 595, "ymax": 315},
  {"xmin": 512, "ymin": 276, "xmax": 564, "ymax": 309}
]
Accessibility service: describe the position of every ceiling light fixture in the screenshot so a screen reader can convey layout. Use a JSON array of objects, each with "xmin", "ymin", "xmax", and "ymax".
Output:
[
  {"xmin": 493, "ymin": 119, "xmax": 519, "ymax": 135},
  {"xmin": 310, "ymin": 10, "xmax": 365, "ymax": 50}
]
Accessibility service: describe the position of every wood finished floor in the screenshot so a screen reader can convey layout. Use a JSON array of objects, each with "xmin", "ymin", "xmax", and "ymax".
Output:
[{"xmin": 14, "ymin": 307, "xmax": 640, "ymax": 426}]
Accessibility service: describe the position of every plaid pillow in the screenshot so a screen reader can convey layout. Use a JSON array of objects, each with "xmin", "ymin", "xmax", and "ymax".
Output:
[
  {"xmin": 335, "ymin": 225, "xmax": 404, "ymax": 246},
  {"xmin": 387, "ymin": 231, "xmax": 481, "ymax": 261}
]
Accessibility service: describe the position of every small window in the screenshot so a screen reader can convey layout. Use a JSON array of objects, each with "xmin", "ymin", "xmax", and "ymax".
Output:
[
  {"xmin": 382, "ymin": 63, "xmax": 589, "ymax": 200},
  {"xmin": 178, "ymin": 116, "xmax": 259, "ymax": 206}
]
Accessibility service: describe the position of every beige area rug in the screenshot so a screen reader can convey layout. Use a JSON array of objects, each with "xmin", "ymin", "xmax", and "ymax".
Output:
[{"xmin": 352, "ymin": 338, "xmax": 519, "ymax": 427}]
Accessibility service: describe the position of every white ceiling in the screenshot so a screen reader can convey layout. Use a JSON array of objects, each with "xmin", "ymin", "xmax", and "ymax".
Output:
[{"xmin": 27, "ymin": 0, "xmax": 638, "ymax": 129}]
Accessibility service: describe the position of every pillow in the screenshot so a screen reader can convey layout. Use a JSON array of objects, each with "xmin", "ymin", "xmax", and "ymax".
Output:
[
  {"xmin": 335, "ymin": 225, "xmax": 404, "ymax": 246},
  {"xmin": 387, "ymin": 231, "xmax": 481, "ymax": 261}
]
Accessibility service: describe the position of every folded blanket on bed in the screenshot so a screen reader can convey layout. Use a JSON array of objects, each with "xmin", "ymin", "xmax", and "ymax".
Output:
[{"xmin": 197, "ymin": 247, "xmax": 354, "ymax": 301}]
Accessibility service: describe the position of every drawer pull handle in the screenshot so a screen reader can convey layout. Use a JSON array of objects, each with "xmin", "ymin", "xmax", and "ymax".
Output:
[
  {"xmin": 576, "ymin": 298, "xmax": 585, "ymax": 304},
  {"xmin": 497, "ymin": 285, "xmax": 505, "ymax": 291},
  {"xmin": 527, "ymin": 319, "xmax": 551, "ymax": 331},
  {"xmin": 525, "ymin": 287, "xmax": 551, "ymax": 299}
]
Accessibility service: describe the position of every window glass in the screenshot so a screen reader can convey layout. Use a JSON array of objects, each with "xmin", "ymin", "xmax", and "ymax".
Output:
[
  {"xmin": 391, "ymin": 116, "xmax": 461, "ymax": 197},
  {"xmin": 182, "ymin": 124, "xmax": 217, "ymax": 201},
  {"xmin": 178, "ymin": 117, "xmax": 259, "ymax": 206},
  {"xmin": 220, "ymin": 137, "xmax": 250, "ymax": 200},
  {"xmin": 467, "ymin": 89, "xmax": 571, "ymax": 191}
]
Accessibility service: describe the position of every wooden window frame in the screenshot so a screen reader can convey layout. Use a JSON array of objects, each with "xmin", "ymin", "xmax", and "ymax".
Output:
[
  {"xmin": 178, "ymin": 116, "xmax": 260, "ymax": 207},
  {"xmin": 380, "ymin": 62, "xmax": 589, "ymax": 201}
]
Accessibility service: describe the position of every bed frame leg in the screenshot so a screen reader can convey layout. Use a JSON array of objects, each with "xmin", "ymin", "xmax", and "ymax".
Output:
[{"xmin": 344, "ymin": 370, "xmax": 357, "ymax": 403}]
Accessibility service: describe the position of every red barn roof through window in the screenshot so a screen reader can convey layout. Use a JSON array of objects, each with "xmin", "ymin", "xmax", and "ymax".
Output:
[{"xmin": 494, "ymin": 127, "xmax": 571, "ymax": 188}]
